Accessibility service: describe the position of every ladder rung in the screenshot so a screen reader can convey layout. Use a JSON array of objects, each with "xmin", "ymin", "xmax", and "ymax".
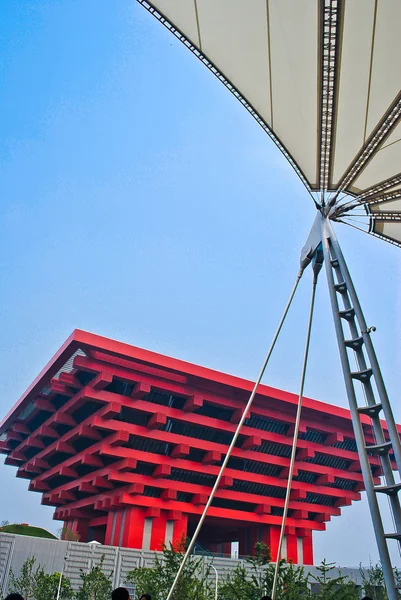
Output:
[
  {"xmin": 357, "ymin": 403, "xmax": 382, "ymax": 417},
  {"xmin": 384, "ymin": 533, "xmax": 401, "ymax": 541},
  {"xmin": 366, "ymin": 441, "xmax": 392, "ymax": 455},
  {"xmin": 331, "ymin": 258, "xmax": 339, "ymax": 267},
  {"xmin": 339, "ymin": 308, "xmax": 355, "ymax": 321},
  {"xmin": 334, "ymin": 282, "xmax": 347, "ymax": 294},
  {"xmin": 351, "ymin": 368, "xmax": 373, "ymax": 382},
  {"xmin": 374, "ymin": 483, "xmax": 401, "ymax": 496},
  {"xmin": 344, "ymin": 336, "xmax": 364, "ymax": 350}
]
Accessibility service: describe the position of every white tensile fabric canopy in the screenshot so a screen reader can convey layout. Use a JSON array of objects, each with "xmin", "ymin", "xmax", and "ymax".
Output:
[{"xmin": 137, "ymin": 0, "xmax": 401, "ymax": 247}]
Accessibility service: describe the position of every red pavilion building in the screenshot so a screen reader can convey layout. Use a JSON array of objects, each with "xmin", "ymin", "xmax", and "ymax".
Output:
[{"xmin": 0, "ymin": 330, "xmax": 395, "ymax": 564}]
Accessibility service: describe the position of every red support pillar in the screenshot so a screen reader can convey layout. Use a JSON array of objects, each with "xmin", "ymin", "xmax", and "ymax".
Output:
[
  {"xmin": 64, "ymin": 518, "xmax": 88, "ymax": 542},
  {"xmin": 122, "ymin": 507, "xmax": 146, "ymax": 549},
  {"xmin": 302, "ymin": 534, "xmax": 313, "ymax": 565},
  {"xmin": 112, "ymin": 509, "xmax": 124, "ymax": 546},
  {"xmin": 238, "ymin": 529, "xmax": 248, "ymax": 556},
  {"xmin": 222, "ymin": 542, "xmax": 231, "ymax": 556},
  {"xmin": 172, "ymin": 514, "xmax": 188, "ymax": 549},
  {"xmin": 74, "ymin": 518, "xmax": 89, "ymax": 543},
  {"xmin": 264, "ymin": 525, "xmax": 280, "ymax": 561},
  {"xmin": 248, "ymin": 527, "xmax": 259, "ymax": 555},
  {"xmin": 105, "ymin": 511, "xmax": 115, "ymax": 546},
  {"xmin": 286, "ymin": 534, "xmax": 298, "ymax": 563},
  {"xmin": 150, "ymin": 513, "xmax": 168, "ymax": 551}
]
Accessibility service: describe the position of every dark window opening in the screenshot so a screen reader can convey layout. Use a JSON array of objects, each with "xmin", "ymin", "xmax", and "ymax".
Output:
[
  {"xmin": 195, "ymin": 402, "xmax": 235, "ymax": 422},
  {"xmin": 28, "ymin": 410, "xmax": 55, "ymax": 433},
  {"xmin": 75, "ymin": 371, "xmax": 96, "ymax": 386},
  {"xmin": 303, "ymin": 492, "xmax": 337, "ymax": 507},
  {"xmin": 245, "ymin": 415, "xmax": 289, "ymax": 435},
  {"xmin": 51, "ymin": 394, "xmax": 71, "ymax": 411},
  {"xmin": 23, "ymin": 446, "xmax": 41, "ymax": 461},
  {"xmin": 299, "ymin": 430, "xmax": 326, "ymax": 444},
  {"xmin": 212, "ymin": 498, "xmax": 256, "ymax": 512},
  {"xmin": 168, "ymin": 420, "xmax": 234, "ymax": 445},
  {"xmin": 177, "ymin": 491, "xmax": 192, "ymax": 503},
  {"xmin": 47, "ymin": 452, "xmax": 71, "ymax": 468},
  {"xmin": 143, "ymin": 390, "xmax": 186, "ymax": 410},
  {"xmin": 232, "ymin": 480, "xmax": 286, "ymax": 499},
  {"xmin": 48, "ymin": 475, "xmax": 72, "ymax": 488},
  {"xmin": 71, "ymin": 401, "xmax": 103, "ymax": 423},
  {"xmin": 333, "ymin": 438, "xmax": 357, "ymax": 452},
  {"xmin": 227, "ymin": 457, "xmax": 281, "ymax": 477},
  {"xmin": 117, "ymin": 407, "xmax": 148, "ymax": 427},
  {"xmin": 307, "ymin": 452, "xmax": 351, "ymax": 471},
  {"xmin": 255, "ymin": 441, "xmax": 292, "ymax": 458},
  {"xmin": 53, "ymin": 424, "xmax": 70, "ymax": 437},
  {"xmin": 123, "ymin": 434, "xmax": 171, "ymax": 456},
  {"xmin": 187, "ymin": 448, "xmax": 208, "ymax": 462},
  {"xmin": 143, "ymin": 486, "xmax": 161, "ymax": 498},
  {"xmin": 75, "ymin": 464, "xmax": 96, "ymax": 477},
  {"xmin": 333, "ymin": 477, "xmax": 357, "ymax": 491},
  {"xmin": 271, "ymin": 506, "xmax": 284, "ymax": 516},
  {"xmin": 103, "ymin": 378, "xmax": 133, "ymax": 396},
  {"xmin": 295, "ymin": 471, "xmax": 318, "ymax": 484},
  {"xmin": 135, "ymin": 461, "xmax": 157, "ymax": 476},
  {"xmin": 170, "ymin": 468, "xmax": 215, "ymax": 486},
  {"xmin": 73, "ymin": 437, "xmax": 96, "ymax": 453}
]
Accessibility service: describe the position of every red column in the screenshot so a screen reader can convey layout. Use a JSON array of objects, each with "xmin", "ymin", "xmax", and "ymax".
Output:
[
  {"xmin": 222, "ymin": 542, "xmax": 231, "ymax": 556},
  {"xmin": 238, "ymin": 529, "xmax": 248, "ymax": 556},
  {"xmin": 150, "ymin": 513, "xmax": 168, "ymax": 551},
  {"xmin": 302, "ymin": 534, "xmax": 313, "ymax": 565},
  {"xmin": 113, "ymin": 509, "xmax": 124, "ymax": 546},
  {"xmin": 172, "ymin": 514, "xmax": 188, "ymax": 549},
  {"xmin": 65, "ymin": 518, "xmax": 88, "ymax": 542},
  {"xmin": 105, "ymin": 511, "xmax": 115, "ymax": 546},
  {"xmin": 121, "ymin": 507, "xmax": 146, "ymax": 548},
  {"xmin": 248, "ymin": 527, "xmax": 259, "ymax": 555},
  {"xmin": 286, "ymin": 534, "xmax": 298, "ymax": 563},
  {"xmin": 75, "ymin": 519, "xmax": 89, "ymax": 542},
  {"xmin": 264, "ymin": 525, "xmax": 280, "ymax": 561}
]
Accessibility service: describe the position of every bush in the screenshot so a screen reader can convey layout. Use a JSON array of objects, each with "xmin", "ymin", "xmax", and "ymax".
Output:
[
  {"xmin": 310, "ymin": 559, "xmax": 359, "ymax": 600},
  {"xmin": 218, "ymin": 542, "xmax": 310, "ymax": 600},
  {"xmin": 34, "ymin": 571, "xmax": 74, "ymax": 600},
  {"xmin": 8, "ymin": 557, "xmax": 73, "ymax": 600},
  {"xmin": 125, "ymin": 536, "xmax": 213, "ymax": 600},
  {"xmin": 75, "ymin": 555, "xmax": 112, "ymax": 600},
  {"xmin": 8, "ymin": 557, "xmax": 43, "ymax": 600}
]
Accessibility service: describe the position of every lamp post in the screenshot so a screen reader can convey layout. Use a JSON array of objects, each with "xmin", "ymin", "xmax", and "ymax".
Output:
[
  {"xmin": 56, "ymin": 553, "xmax": 69, "ymax": 600},
  {"xmin": 210, "ymin": 565, "xmax": 218, "ymax": 600}
]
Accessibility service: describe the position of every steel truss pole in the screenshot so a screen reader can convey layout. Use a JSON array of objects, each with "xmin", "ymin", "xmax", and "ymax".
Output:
[
  {"xmin": 325, "ymin": 218, "xmax": 401, "ymax": 477},
  {"xmin": 321, "ymin": 215, "xmax": 400, "ymax": 600},
  {"xmin": 165, "ymin": 266, "xmax": 306, "ymax": 600}
]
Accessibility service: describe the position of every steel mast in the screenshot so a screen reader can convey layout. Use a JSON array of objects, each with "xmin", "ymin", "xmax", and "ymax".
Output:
[{"xmin": 303, "ymin": 212, "xmax": 401, "ymax": 600}]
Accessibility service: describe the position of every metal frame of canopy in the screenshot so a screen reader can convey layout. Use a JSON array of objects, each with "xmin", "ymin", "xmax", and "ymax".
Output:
[
  {"xmin": 136, "ymin": 0, "xmax": 314, "ymax": 197},
  {"xmin": 135, "ymin": 1, "xmax": 401, "ymax": 597},
  {"xmin": 162, "ymin": 212, "xmax": 401, "ymax": 600}
]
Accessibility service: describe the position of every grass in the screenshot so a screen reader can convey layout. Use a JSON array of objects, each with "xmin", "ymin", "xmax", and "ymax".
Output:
[{"xmin": 0, "ymin": 523, "xmax": 57, "ymax": 539}]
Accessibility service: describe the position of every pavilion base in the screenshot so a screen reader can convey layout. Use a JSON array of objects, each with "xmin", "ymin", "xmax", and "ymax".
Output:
[{"xmin": 63, "ymin": 513, "xmax": 313, "ymax": 564}]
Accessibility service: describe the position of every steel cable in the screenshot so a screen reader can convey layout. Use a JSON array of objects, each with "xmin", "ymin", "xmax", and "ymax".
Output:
[
  {"xmin": 165, "ymin": 266, "xmax": 305, "ymax": 600},
  {"xmin": 271, "ymin": 270, "xmax": 319, "ymax": 600}
]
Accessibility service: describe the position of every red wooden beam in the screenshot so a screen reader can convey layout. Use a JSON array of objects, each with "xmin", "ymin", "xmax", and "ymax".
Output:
[
  {"xmin": 148, "ymin": 413, "xmax": 167, "ymax": 430},
  {"xmin": 131, "ymin": 381, "xmax": 151, "ymax": 399}
]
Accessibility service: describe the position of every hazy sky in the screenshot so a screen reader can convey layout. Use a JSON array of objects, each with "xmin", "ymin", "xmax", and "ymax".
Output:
[{"xmin": 1, "ymin": 0, "xmax": 400, "ymax": 568}]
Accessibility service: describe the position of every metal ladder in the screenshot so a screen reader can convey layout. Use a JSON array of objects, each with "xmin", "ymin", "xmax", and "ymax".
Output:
[{"xmin": 321, "ymin": 217, "xmax": 401, "ymax": 599}]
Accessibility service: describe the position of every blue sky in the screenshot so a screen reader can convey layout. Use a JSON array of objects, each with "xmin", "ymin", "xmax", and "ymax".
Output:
[{"xmin": 1, "ymin": 0, "xmax": 400, "ymax": 567}]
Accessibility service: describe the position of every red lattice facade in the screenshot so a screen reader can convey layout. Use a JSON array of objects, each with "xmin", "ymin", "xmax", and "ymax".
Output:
[{"xmin": 0, "ymin": 330, "xmax": 396, "ymax": 564}]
